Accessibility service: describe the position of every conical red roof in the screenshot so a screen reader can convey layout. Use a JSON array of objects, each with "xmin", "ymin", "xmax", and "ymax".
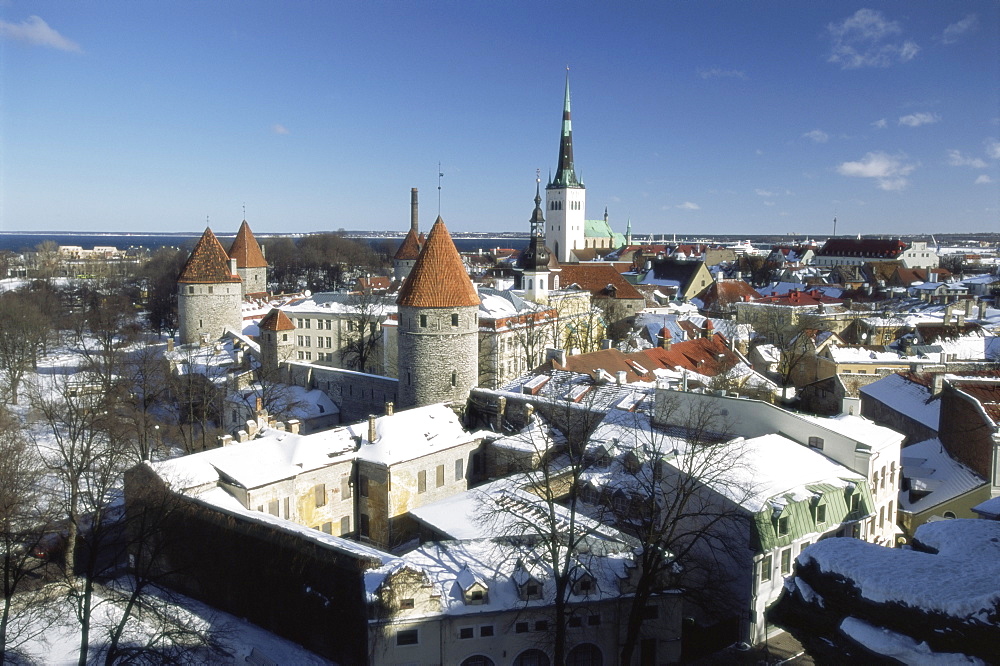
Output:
[
  {"xmin": 178, "ymin": 228, "xmax": 242, "ymax": 284},
  {"xmin": 397, "ymin": 217, "xmax": 479, "ymax": 308},
  {"xmin": 393, "ymin": 228, "xmax": 423, "ymax": 261},
  {"xmin": 258, "ymin": 308, "xmax": 295, "ymax": 331},
  {"xmin": 229, "ymin": 220, "xmax": 268, "ymax": 268}
]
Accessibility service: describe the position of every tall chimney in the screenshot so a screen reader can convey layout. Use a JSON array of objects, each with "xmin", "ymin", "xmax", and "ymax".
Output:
[
  {"xmin": 410, "ymin": 188, "xmax": 419, "ymax": 235},
  {"xmin": 368, "ymin": 414, "xmax": 377, "ymax": 443},
  {"xmin": 385, "ymin": 401, "xmax": 394, "ymax": 416}
]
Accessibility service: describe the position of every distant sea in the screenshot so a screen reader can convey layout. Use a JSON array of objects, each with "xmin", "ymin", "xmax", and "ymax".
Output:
[{"xmin": 0, "ymin": 232, "xmax": 528, "ymax": 255}]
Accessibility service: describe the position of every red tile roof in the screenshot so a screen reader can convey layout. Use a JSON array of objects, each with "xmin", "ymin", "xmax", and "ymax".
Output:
[
  {"xmin": 228, "ymin": 220, "xmax": 268, "ymax": 268},
  {"xmin": 178, "ymin": 228, "xmax": 242, "ymax": 284},
  {"xmin": 558, "ymin": 264, "xmax": 643, "ymax": 301},
  {"xmin": 640, "ymin": 334, "xmax": 739, "ymax": 377},
  {"xmin": 393, "ymin": 228, "xmax": 424, "ymax": 261},
  {"xmin": 258, "ymin": 308, "xmax": 295, "ymax": 331},
  {"xmin": 397, "ymin": 217, "xmax": 480, "ymax": 308},
  {"xmin": 550, "ymin": 348, "xmax": 653, "ymax": 383}
]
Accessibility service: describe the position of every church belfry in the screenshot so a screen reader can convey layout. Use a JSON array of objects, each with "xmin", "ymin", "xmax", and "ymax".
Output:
[
  {"xmin": 516, "ymin": 174, "xmax": 560, "ymax": 302},
  {"xmin": 546, "ymin": 71, "xmax": 586, "ymax": 263}
]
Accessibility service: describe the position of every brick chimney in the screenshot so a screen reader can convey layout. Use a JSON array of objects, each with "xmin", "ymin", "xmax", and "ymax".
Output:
[
  {"xmin": 385, "ymin": 401, "xmax": 394, "ymax": 416},
  {"xmin": 368, "ymin": 414, "xmax": 377, "ymax": 443}
]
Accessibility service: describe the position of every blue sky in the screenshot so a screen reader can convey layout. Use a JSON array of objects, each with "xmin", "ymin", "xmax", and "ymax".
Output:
[{"xmin": 2, "ymin": 1, "xmax": 998, "ymax": 237}]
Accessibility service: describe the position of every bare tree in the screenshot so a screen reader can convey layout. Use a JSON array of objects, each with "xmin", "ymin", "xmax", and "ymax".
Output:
[
  {"xmin": 0, "ymin": 408, "xmax": 57, "ymax": 664},
  {"xmin": 340, "ymin": 291, "xmax": 389, "ymax": 374},
  {"xmin": 27, "ymin": 370, "xmax": 130, "ymax": 665},
  {"xmin": 0, "ymin": 291, "xmax": 51, "ymax": 405},
  {"xmin": 582, "ymin": 394, "xmax": 755, "ymax": 663},
  {"xmin": 475, "ymin": 375, "xmax": 614, "ymax": 664}
]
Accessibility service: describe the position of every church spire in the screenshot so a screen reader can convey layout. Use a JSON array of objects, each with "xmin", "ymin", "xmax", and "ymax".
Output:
[
  {"xmin": 550, "ymin": 69, "xmax": 581, "ymax": 189},
  {"xmin": 530, "ymin": 170, "xmax": 544, "ymax": 237}
]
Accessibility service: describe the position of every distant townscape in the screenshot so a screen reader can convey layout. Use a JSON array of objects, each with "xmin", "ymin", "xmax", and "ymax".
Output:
[{"xmin": 2, "ymin": 76, "xmax": 999, "ymax": 665}]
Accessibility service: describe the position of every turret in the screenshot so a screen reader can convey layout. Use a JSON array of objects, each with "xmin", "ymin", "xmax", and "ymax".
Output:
[
  {"xmin": 396, "ymin": 217, "xmax": 479, "ymax": 408},
  {"xmin": 516, "ymin": 175, "xmax": 561, "ymax": 301},
  {"xmin": 228, "ymin": 220, "xmax": 268, "ymax": 297},
  {"xmin": 177, "ymin": 228, "xmax": 243, "ymax": 344}
]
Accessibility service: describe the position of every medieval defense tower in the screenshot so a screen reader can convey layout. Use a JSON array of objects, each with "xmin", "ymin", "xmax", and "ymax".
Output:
[
  {"xmin": 177, "ymin": 228, "xmax": 244, "ymax": 344},
  {"xmin": 396, "ymin": 216, "xmax": 479, "ymax": 408},
  {"xmin": 393, "ymin": 188, "xmax": 424, "ymax": 283},
  {"xmin": 257, "ymin": 307, "xmax": 296, "ymax": 375},
  {"xmin": 545, "ymin": 72, "xmax": 586, "ymax": 263},
  {"xmin": 229, "ymin": 220, "xmax": 269, "ymax": 297}
]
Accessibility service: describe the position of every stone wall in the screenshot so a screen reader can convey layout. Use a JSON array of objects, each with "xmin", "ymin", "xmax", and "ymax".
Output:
[
  {"xmin": 286, "ymin": 362, "xmax": 399, "ymax": 424},
  {"xmin": 398, "ymin": 304, "xmax": 478, "ymax": 408},
  {"xmin": 178, "ymin": 283, "xmax": 242, "ymax": 344}
]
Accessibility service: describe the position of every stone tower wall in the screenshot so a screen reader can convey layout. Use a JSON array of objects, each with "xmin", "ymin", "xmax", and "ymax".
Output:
[
  {"xmin": 178, "ymin": 283, "xmax": 242, "ymax": 344},
  {"xmin": 397, "ymin": 304, "xmax": 478, "ymax": 408},
  {"xmin": 260, "ymin": 328, "xmax": 295, "ymax": 375},
  {"xmin": 237, "ymin": 266, "xmax": 267, "ymax": 296}
]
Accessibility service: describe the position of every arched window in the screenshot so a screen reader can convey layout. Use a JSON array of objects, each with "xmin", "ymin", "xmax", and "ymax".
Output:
[
  {"xmin": 513, "ymin": 649, "xmax": 550, "ymax": 666},
  {"xmin": 460, "ymin": 657, "xmax": 494, "ymax": 666},
  {"xmin": 566, "ymin": 643, "xmax": 602, "ymax": 666}
]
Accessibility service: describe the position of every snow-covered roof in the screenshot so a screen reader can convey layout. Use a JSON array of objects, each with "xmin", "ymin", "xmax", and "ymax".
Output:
[
  {"xmin": 859, "ymin": 373, "xmax": 940, "ymax": 431},
  {"xmin": 899, "ymin": 438, "xmax": 985, "ymax": 514},
  {"xmin": 353, "ymin": 403, "xmax": 486, "ymax": 466},
  {"xmin": 800, "ymin": 519, "xmax": 1000, "ymax": 621},
  {"xmin": 153, "ymin": 426, "xmax": 357, "ymax": 491},
  {"xmin": 675, "ymin": 433, "xmax": 866, "ymax": 513},
  {"xmin": 227, "ymin": 385, "xmax": 339, "ymax": 421},
  {"xmin": 365, "ymin": 538, "xmax": 635, "ymax": 618}
]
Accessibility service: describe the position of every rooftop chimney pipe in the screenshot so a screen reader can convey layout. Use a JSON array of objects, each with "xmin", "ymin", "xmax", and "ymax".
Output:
[{"xmin": 410, "ymin": 188, "xmax": 419, "ymax": 235}]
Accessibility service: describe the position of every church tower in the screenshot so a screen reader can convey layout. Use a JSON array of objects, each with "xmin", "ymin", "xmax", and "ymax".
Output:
[
  {"xmin": 516, "ymin": 175, "xmax": 560, "ymax": 302},
  {"xmin": 396, "ymin": 216, "xmax": 480, "ymax": 408},
  {"xmin": 545, "ymin": 71, "xmax": 586, "ymax": 263},
  {"xmin": 177, "ymin": 228, "xmax": 243, "ymax": 344},
  {"xmin": 228, "ymin": 220, "xmax": 268, "ymax": 297}
]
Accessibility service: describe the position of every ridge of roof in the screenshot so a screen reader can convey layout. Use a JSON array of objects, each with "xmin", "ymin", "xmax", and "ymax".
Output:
[
  {"xmin": 397, "ymin": 217, "xmax": 480, "ymax": 308},
  {"xmin": 178, "ymin": 228, "xmax": 243, "ymax": 284},
  {"xmin": 258, "ymin": 307, "xmax": 295, "ymax": 331},
  {"xmin": 228, "ymin": 220, "xmax": 268, "ymax": 268}
]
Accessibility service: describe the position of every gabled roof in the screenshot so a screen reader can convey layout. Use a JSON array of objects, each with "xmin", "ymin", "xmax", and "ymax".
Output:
[
  {"xmin": 640, "ymin": 334, "xmax": 741, "ymax": 377},
  {"xmin": 393, "ymin": 228, "xmax": 423, "ymax": 261},
  {"xmin": 548, "ymin": 348, "xmax": 653, "ymax": 383},
  {"xmin": 558, "ymin": 263, "xmax": 643, "ymax": 300},
  {"xmin": 817, "ymin": 238, "xmax": 907, "ymax": 258},
  {"xmin": 258, "ymin": 307, "xmax": 295, "ymax": 332},
  {"xmin": 397, "ymin": 217, "xmax": 480, "ymax": 308},
  {"xmin": 228, "ymin": 220, "xmax": 267, "ymax": 268},
  {"xmin": 178, "ymin": 228, "xmax": 242, "ymax": 284}
]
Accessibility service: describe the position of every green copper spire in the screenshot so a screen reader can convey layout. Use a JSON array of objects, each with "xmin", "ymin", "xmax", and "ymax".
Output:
[{"xmin": 549, "ymin": 70, "xmax": 582, "ymax": 190}]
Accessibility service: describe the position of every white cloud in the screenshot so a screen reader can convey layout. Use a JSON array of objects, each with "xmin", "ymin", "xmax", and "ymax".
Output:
[
  {"xmin": 827, "ymin": 8, "xmax": 919, "ymax": 69},
  {"xmin": 272, "ymin": 124, "xmax": 290, "ymax": 135},
  {"xmin": 755, "ymin": 189, "xmax": 777, "ymax": 197},
  {"xmin": 836, "ymin": 151, "xmax": 917, "ymax": 191},
  {"xmin": 0, "ymin": 15, "xmax": 81, "ymax": 52},
  {"xmin": 871, "ymin": 118, "xmax": 888, "ymax": 129},
  {"xmin": 975, "ymin": 174, "xmax": 992, "ymax": 185},
  {"xmin": 677, "ymin": 202, "xmax": 700, "ymax": 211},
  {"xmin": 986, "ymin": 139, "xmax": 1000, "ymax": 160},
  {"xmin": 898, "ymin": 112, "xmax": 940, "ymax": 127},
  {"xmin": 697, "ymin": 67, "xmax": 747, "ymax": 80},
  {"xmin": 946, "ymin": 149, "xmax": 987, "ymax": 168},
  {"xmin": 942, "ymin": 14, "xmax": 978, "ymax": 44},
  {"xmin": 803, "ymin": 129, "xmax": 829, "ymax": 143},
  {"xmin": 763, "ymin": 201, "xmax": 776, "ymax": 207}
]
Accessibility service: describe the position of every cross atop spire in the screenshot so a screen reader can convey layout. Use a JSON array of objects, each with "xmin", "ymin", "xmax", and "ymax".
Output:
[{"xmin": 549, "ymin": 70, "xmax": 582, "ymax": 190}]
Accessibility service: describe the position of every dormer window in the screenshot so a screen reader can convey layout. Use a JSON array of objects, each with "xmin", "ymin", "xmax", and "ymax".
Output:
[{"xmin": 777, "ymin": 516, "xmax": 789, "ymax": 536}]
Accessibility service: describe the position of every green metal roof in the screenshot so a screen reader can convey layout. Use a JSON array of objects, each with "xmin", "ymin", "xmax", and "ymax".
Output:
[{"xmin": 754, "ymin": 480, "xmax": 874, "ymax": 552}]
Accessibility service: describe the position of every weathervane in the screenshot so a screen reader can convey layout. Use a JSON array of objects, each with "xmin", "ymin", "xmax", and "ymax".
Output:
[{"xmin": 437, "ymin": 163, "xmax": 444, "ymax": 217}]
